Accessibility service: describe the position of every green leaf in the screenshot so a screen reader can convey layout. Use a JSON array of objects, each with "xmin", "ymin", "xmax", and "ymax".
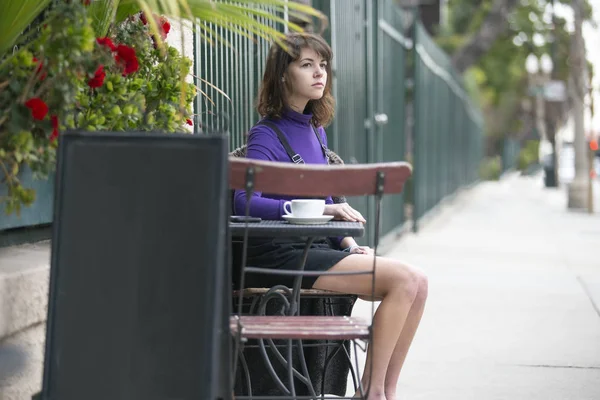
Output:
[
  {"xmin": 0, "ymin": 0, "xmax": 51, "ymax": 56},
  {"xmin": 114, "ymin": 0, "xmax": 325, "ymax": 46},
  {"xmin": 88, "ymin": 0, "xmax": 121, "ymax": 37}
]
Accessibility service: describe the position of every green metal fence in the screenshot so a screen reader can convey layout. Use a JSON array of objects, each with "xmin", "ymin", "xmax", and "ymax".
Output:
[
  {"xmin": 372, "ymin": 0, "xmax": 410, "ymax": 240},
  {"xmin": 2, "ymin": 0, "xmax": 485, "ymax": 245},
  {"xmin": 321, "ymin": 0, "xmax": 372, "ymax": 243},
  {"xmin": 276, "ymin": 0, "xmax": 414, "ymax": 245},
  {"xmin": 502, "ymin": 138, "xmax": 521, "ymax": 172},
  {"xmin": 192, "ymin": 4, "xmax": 280, "ymax": 146},
  {"xmin": 412, "ymin": 21, "xmax": 484, "ymax": 231},
  {"xmin": 193, "ymin": 0, "xmax": 483, "ymax": 243}
]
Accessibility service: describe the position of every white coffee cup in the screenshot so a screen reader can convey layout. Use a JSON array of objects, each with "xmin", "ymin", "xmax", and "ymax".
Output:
[{"xmin": 283, "ymin": 199, "xmax": 326, "ymax": 218}]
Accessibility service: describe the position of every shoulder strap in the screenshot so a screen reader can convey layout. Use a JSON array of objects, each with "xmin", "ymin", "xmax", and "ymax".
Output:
[
  {"xmin": 257, "ymin": 120, "xmax": 305, "ymax": 164},
  {"xmin": 311, "ymin": 125, "xmax": 328, "ymax": 158},
  {"xmin": 256, "ymin": 120, "xmax": 329, "ymax": 163}
]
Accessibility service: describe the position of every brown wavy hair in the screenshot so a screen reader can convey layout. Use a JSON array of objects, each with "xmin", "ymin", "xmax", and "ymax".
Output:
[{"xmin": 256, "ymin": 32, "xmax": 335, "ymax": 127}]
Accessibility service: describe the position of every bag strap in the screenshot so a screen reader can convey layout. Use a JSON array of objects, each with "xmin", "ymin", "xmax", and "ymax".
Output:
[
  {"xmin": 257, "ymin": 120, "xmax": 328, "ymax": 164},
  {"xmin": 258, "ymin": 120, "xmax": 305, "ymax": 164},
  {"xmin": 311, "ymin": 125, "xmax": 329, "ymax": 158}
]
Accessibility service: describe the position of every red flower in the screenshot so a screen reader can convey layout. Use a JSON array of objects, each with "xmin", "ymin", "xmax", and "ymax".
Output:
[
  {"xmin": 186, "ymin": 119, "xmax": 193, "ymax": 126},
  {"xmin": 32, "ymin": 57, "xmax": 47, "ymax": 81},
  {"xmin": 96, "ymin": 37, "xmax": 116, "ymax": 52},
  {"xmin": 25, "ymin": 98, "xmax": 49, "ymax": 121},
  {"xmin": 160, "ymin": 17, "xmax": 171, "ymax": 39},
  {"xmin": 83, "ymin": 0, "xmax": 91, "ymax": 5},
  {"xmin": 87, "ymin": 65, "xmax": 106, "ymax": 88},
  {"xmin": 50, "ymin": 115, "xmax": 59, "ymax": 142},
  {"xmin": 114, "ymin": 45, "xmax": 139, "ymax": 75},
  {"xmin": 141, "ymin": 13, "xmax": 170, "ymax": 39}
]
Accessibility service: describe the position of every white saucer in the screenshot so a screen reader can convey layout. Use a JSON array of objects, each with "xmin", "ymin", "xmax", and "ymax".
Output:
[{"xmin": 282, "ymin": 215, "xmax": 334, "ymax": 225}]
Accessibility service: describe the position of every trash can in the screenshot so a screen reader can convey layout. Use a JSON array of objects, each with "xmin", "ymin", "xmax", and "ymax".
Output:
[{"xmin": 542, "ymin": 153, "xmax": 557, "ymax": 187}]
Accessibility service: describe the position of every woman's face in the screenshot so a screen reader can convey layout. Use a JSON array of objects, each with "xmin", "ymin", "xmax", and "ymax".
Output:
[{"xmin": 284, "ymin": 47, "xmax": 328, "ymax": 108}]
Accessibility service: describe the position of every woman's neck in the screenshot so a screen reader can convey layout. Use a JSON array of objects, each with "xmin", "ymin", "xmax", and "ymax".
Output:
[{"xmin": 286, "ymin": 96, "xmax": 308, "ymax": 114}]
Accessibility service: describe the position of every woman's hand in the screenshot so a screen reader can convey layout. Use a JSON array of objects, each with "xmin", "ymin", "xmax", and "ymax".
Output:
[
  {"xmin": 349, "ymin": 245, "xmax": 374, "ymax": 255},
  {"xmin": 324, "ymin": 203, "xmax": 366, "ymax": 223}
]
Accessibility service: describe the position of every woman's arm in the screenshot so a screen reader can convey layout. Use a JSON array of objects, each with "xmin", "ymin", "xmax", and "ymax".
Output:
[
  {"xmin": 233, "ymin": 127, "xmax": 288, "ymax": 219},
  {"xmin": 340, "ymin": 237, "xmax": 358, "ymax": 249},
  {"xmin": 340, "ymin": 237, "xmax": 373, "ymax": 254}
]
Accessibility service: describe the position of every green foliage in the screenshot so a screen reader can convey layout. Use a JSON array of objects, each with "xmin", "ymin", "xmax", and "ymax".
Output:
[
  {"xmin": 88, "ymin": 0, "xmax": 121, "ymax": 37},
  {"xmin": 1, "ymin": 3, "xmax": 97, "ymax": 215},
  {"xmin": 441, "ymin": 0, "xmax": 593, "ymax": 145},
  {"xmin": 479, "ymin": 155, "xmax": 502, "ymax": 181},
  {"xmin": 517, "ymin": 140, "xmax": 540, "ymax": 171},
  {"xmin": 113, "ymin": 0, "xmax": 325, "ymax": 47},
  {"xmin": 0, "ymin": 0, "xmax": 51, "ymax": 55},
  {"xmin": 0, "ymin": 3, "xmax": 194, "ymax": 215},
  {"xmin": 70, "ymin": 15, "xmax": 195, "ymax": 133},
  {"xmin": 0, "ymin": 0, "xmax": 325, "ymax": 217}
]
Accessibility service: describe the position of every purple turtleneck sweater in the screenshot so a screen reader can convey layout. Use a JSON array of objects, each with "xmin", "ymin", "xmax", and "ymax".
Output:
[{"xmin": 234, "ymin": 108, "xmax": 342, "ymax": 248}]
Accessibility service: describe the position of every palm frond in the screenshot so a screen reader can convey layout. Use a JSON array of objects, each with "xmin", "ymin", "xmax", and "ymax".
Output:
[
  {"xmin": 0, "ymin": 0, "xmax": 51, "ymax": 56},
  {"xmin": 88, "ymin": 0, "xmax": 121, "ymax": 37},
  {"xmin": 112, "ymin": 0, "xmax": 325, "ymax": 46}
]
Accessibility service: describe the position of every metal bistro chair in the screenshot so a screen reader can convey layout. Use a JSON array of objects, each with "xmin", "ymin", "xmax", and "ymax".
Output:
[
  {"xmin": 229, "ymin": 145, "xmax": 358, "ymax": 395},
  {"xmin": 230, "ymin": 146, "xmax": 358, "ymax": 397},
  {"xmin": 229, "ymin": 157, "xmax": 412, "ymax": 399}
]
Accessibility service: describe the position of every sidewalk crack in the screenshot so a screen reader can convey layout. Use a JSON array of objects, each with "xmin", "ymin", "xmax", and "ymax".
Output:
[
  {"xmin": 514, "ymin": 364, "xmax": 600, "ymax": 370},
  {"xmin": 577, "ymin": 275, "xmax": 600, "ymax": 319}
]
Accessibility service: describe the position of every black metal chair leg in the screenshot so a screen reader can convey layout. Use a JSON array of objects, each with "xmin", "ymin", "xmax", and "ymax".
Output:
[
  {"xmin": 353, "ymin": 340, "xmax": 366, "ymax": 399},
  {"xmin": 286, "ymin": 339, "xmax": 296, "ymax": 398},
  {"xmin": 342, "ymin": 340, "xmax": 360, "ymax": 396},
  {"xmin": 257, "ymin": 337, "xmax": 292, "ymax": 395},
  {"xmin": 296, "ymin": 339, "xmax": 317, "ymax": 398},
  {"xmin": 320, "ymin": 340, "xmax": 347, "ymax": 398},
  {"xmin": 264, "ymin": 338, "xmax": 312, "ymax": 386},
  {"xmin": 239, "ymin": 351, "xmax": 253, "ymax": 397}
]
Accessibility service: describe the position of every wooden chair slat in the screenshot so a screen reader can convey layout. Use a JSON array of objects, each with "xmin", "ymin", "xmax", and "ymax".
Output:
[
  {"xmin": 232, "ymin": 316, "xmax": 366, "ymax": 324},
  {"xmin": 230, "ymin": 316, "xmax": 370, "ymax": 340},
  {"xmin": 229, "ymin": 157, "xmax": 412, "ymax": 196},
  {"xmin": 232, "ymin": 288, "xmax": 358, "ymax": 298}
]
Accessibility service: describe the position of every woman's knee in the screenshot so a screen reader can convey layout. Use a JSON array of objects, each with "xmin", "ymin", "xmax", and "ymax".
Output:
[
  {"xmin": 414, "ymin": 270, "xmax": 428, "ymax": 303},
  {"xmin": 378, "ymin": 259, "xmax": 423, "ymax": 300}
]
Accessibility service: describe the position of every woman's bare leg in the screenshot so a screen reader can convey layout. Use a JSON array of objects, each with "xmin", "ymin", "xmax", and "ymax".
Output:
[
  {"xmin": 312, "ymin": 255, "xmax": 426, "ymax": 400},
  {"xmin": 383, "ymin": 274, "xmax": 428, "ymax": 400},
  {"xmin": 357, "ymin": 273, "xmax": 427, "ymax": 400}
]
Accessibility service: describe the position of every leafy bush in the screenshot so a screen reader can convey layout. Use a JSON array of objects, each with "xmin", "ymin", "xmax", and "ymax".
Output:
[
  {"xmin": 517, "ymin": 140, "xmax": 539, "ymax": 171},
  {"xmin": 479, "ymin": 156, "xmax": 502, "ymax": 181},
  {"xmin": 0, "ymin": 2, "xmax": 194, "ymax": 215}
]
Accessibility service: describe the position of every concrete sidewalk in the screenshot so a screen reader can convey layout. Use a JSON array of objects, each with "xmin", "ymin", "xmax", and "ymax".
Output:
[
  {"xmin": 2, "ymin": 172, "xmax": 598, "ymax": 400},
  {"xmin": 351, "ymin": 173, "xmax": 600, "ymax": 399}
]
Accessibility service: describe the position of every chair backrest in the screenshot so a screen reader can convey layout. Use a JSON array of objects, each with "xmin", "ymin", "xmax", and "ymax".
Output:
[
  {"xmin": 229, "ymin": 157, "xmax": 412, "ymax": 197},
  {"xmin": 229, "ymin": 147, "xmax": 350, "ymax": 205},
  {"xmin": 41, "ymin": 131, "xmax": 229, "ymax": 400}
]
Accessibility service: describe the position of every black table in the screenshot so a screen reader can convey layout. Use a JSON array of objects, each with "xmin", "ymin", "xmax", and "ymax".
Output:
[{"xmin": 229, "ymin": 220, "xmax": 364, "ymax": 238}]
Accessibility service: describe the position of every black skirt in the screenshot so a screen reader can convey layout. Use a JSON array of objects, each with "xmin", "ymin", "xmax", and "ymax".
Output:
[{"xmin": 231, "ymin": 237, "xmax": 350, "ymax": 289}]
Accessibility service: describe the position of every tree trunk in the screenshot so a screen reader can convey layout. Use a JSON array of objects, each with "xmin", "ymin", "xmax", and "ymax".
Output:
[
  {"xmin": 568, "ymin": 0, "xmax": 590, "ymax": 210},
  {"xmin": 451, "ymin": 0, "xmax": 520, "ymax": 73}
]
